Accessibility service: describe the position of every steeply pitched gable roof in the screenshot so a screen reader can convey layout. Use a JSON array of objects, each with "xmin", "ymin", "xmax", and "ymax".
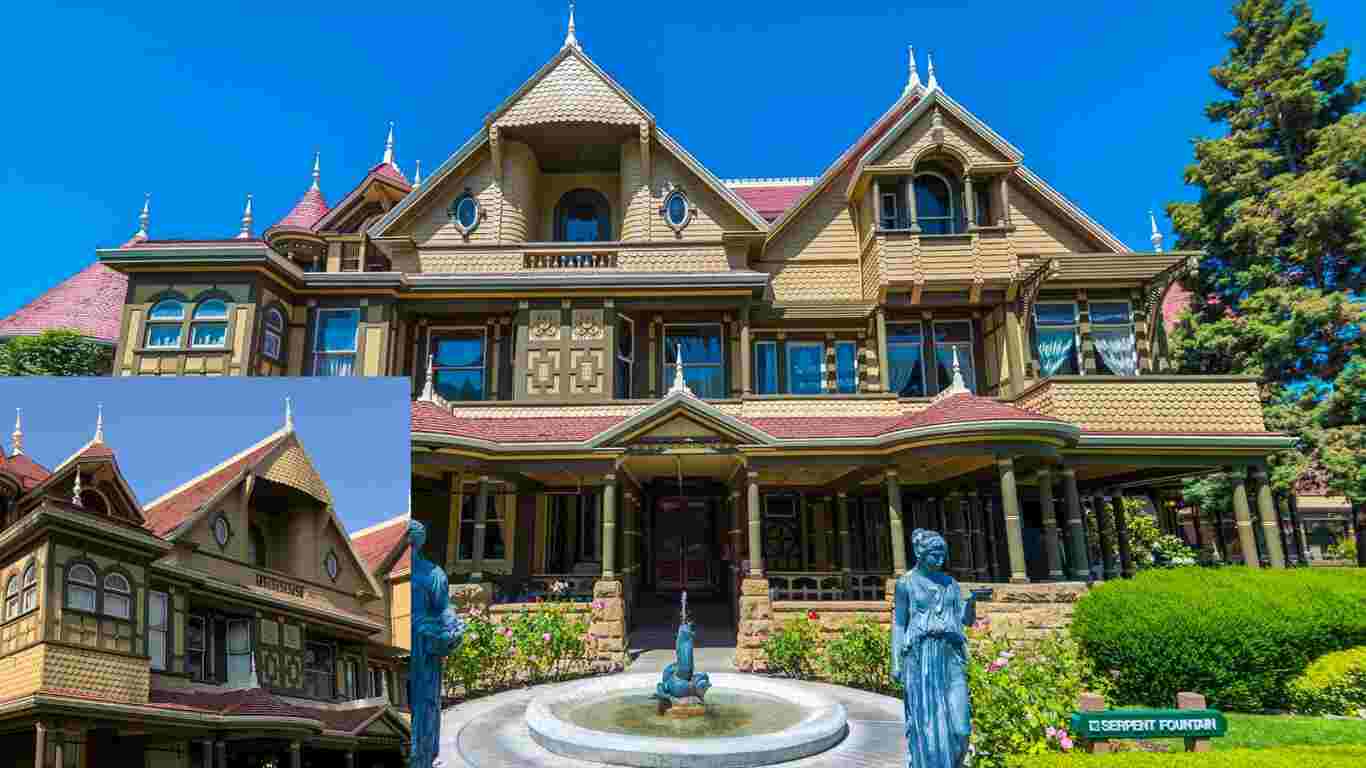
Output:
[
  {"xmin": 352, "ymin": 513, "xmax": 410, "ymax": 578},
  {"xmin": 142, "ymin": 429, "xmax": 289, "ymax": 537},
  {"xmin": 0, "ymin": 262, "xmax": 127, "ymax": 344}
]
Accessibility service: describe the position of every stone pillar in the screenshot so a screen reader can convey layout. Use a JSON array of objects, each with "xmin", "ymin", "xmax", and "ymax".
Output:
[
  {"xmin": 289, "ymin": 741, "xmax": 301, "ymax": 768},
  {"xmin": 1094, "ymin": 495, "xmax": 1117, "ymax": 580},
  {"xmin": 837, "ymin": 493, "xmax": 852, "ymax": 575},
  {"xmin": 1037, "ymin": 468, "xmax": 1063, "ymax": 580},
  {"xmin": 602, "ymin": 473, "xmax": 618, "ymax": 579},
  {"xmin": 1061, "ymin": 469, "xmax": 1088, "ymax": 580},
  {"xmin": 591, "ymin": 578, "xmax": 627, "ymax": 670},
  {"xmin": 997, "ymin": 457, "xmax": 1028, "ymax": 584},
  {"xmin": 736, "ymin": 575, "xmax": 772, "ymax": 672},
  {"xmin": 747, "ymin": 471, "xmax": 763, "ymax": 577},
  {"xmin": 1230, "ymin": 470, "xmax": 1260, "ymax": 568},
  {"xmin": 33, "ymin": 724, "xmax": 46, "ymax": 768},
  {"xmin": 1110, "ymin": 490, "xmax": 1135, "ymax": 579},
  {"xmin": 470, "ymin": 476, "xmax": 491, "ymax": 582},
  {"xmin": 1252, "ymin": 469, "xmax": 1286, "ymax": 568},
  {"xmin": 970, "ymin": 490, "xmax": 988, "ymax": 581},
  {"xmin": 885, "ymin": 471, "xmax": 907, "ymax": 575}
]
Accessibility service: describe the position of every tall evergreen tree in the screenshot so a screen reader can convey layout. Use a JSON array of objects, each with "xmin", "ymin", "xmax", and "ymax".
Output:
[{"xmin": 1168, "ymin": 0, "xmax": 1366, "ymax": 516}]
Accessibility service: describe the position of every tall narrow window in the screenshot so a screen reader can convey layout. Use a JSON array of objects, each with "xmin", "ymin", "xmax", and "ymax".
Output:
[
  {"xmin": 145, "ymin": 299, "xmax": 185, "ymax": 348},
  {"xmin": 578, "ymin": 490, "xmax": 601, "ymax": 562},
  {"xmin": 370, "ymin": 665, "xmax": 387, "ymax": 700},
  {"xmin": 313, "ymin": 309, "xmax": 359, "ymax": 376},
  {"xmin": 226, "ymin": 619, "xmax": 253, "ymax": 686},
  {"xmin": 1090, "ymin": 301, "xmax": 1138, "ymax": 376},
  {"xmin": 248, "ymin": 525, "xmax": 267, "ymax": 567},
  {"xmin": 103, "ymin": 573, "xmax": 131, "ymax": 619},
  {"xmin": 785, "ymin": 341, "xmax": 824, "ymax": 394},
  {"xmin": 3, "ymin": 576, "xmax": 17, "ymax": 620},
  {"xmin": 914, "ymin": 173, "xmax": 956, "ymax": 234},
  {"xmin": 342, "ymin": 658, "xmax": 359, "ymax": 699},
  {"xmin": 835, "ymin": 341, "xmax": 859, "ymax": 394},
  {"xmin": 933, "ymin": 320, "xmax": 976, "ymax": 393},
  {"xmin": 429, "ymin": 329, "xmax": 486, "ymax": 401},
  {"xmin": 616, "ymin": 315, "xmax": 635, "ymax": 398},
  {"xmin": 544, "ymin": 495, "xmax": 572, "ymax": 574},
  {"xmin": 880, "ymin": 191, "xmax": 900, "ymax": 229},
  {"xmin": 187, "ymin": 615, "xmax": 209, "ymax": 682},
  {"xmin": 190, "ymin": 299, "xmax": 229, "ymax": 348},
  {"xmin": 555, "ymin": 189, "xmax": 611, "ymax": 242},
  {"xmin": 974, "ymin": 183, "xmax": 993, "ymax": 226},
  {"xmin": 753, "ymin": 341, "xmax": 778, "ymax": 394},
  {"xmin": 457, "ymin": 491, "xmax": 476, "ymax": 562},
  {"xmin": 66, "ymin": 563, "xmax": 96, "ymax": 612},
  {"xmin": 887, "ymin": 323, "xmax": 926, "ymax": 397},
  {"xmin": 485, "ymin": 494, "xmax": 507, "ymax": 561},
  {"xmin": 262, "ymin": 307, "xmax": 285, "ymax": 361},
  {"xmin": 148, "ymin": 590, "xmax": 169, "ymax": 671},
  {"xmin": 1034, "ymin": 303, "xmax": 1081, "ymax": 376},
  {"xmin": 21, "ymin": 563, "xmax": 36, "ymax": 613},
  {"xmin": 663, "ymin": 325, "xmax": 724, "ymax": 398},
  {"xmin": 305, "ymin": 642, "xmax": 335, "ymax": 699}
]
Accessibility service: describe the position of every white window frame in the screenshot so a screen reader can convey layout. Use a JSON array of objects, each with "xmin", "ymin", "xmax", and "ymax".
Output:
[
  {"xmin": 103, "ymin": 572, "xmax": 131, "ymax": 619},
  {"xmin": 616, "ymin": 314, "xmax": 634, "ymax": 399},
  {"xmin": 426, "ymin": 325, "xmax": 489, "ymax": 402},
  {"xmin": 662, "ymin": 322, "xmax": 725, "ymax": 399},
  {"xmin": 144, "ymin": 299, "xmax": 186, "ymax": 349},
  {"xmin": 21, "ymin": 563, "xmax": 35, "ymax": 614},
  {"xmin": 784, "ymin": 340, "xmax": 826, "ymax": 394},
  {"xmin": 4, "ymin": 576, "xmax": 17, "ymax": 621},
  {"xmin": 311, "ymin": 308, "xmax": 361, "ymax": 377},
  {"xmin": 148, "ymin": 590, "xmax": 169, "ymax": 671},
  {"xmin": 1089, "ymin": 299, "xmax": 1139, "ymax": 377},
  {"xmin": 834, "ymin": 340, "xmax": 859, "ymax": 394},
  {"xmin": 752, "ymin": 340, "xmax": 778, "ymax": 394},
  {"xmin": 1033, "ymin": 301, "xmax": 1082, "ymax": 376},
  {"xmin": 262, "ymin": 307, "xmax": 285, "ymax": 361},
  {"xmin": 914, "ymin": 171, "xmax": 958, "ymax": 234},
  {"xmin": 931, "ymin": 319, "xmax": 976, "ymax": 394},
  {"xmin": 455, "ymin": 487, "xmax": 513, "ymax": 568},
  {"xmin": 879, "ymin": 191, "xmax": 900, "ymax": 230},
  {"xmin": 189, "ymin": 299, "xmax": 230, "ymax": 349},
  {"xmin": 66, "ymin": 563, "xmax": 96, "ymax": 612}
]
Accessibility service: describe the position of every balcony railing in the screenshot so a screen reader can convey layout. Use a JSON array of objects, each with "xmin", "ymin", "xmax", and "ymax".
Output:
[
  {"xmin": 767, "ymin": 571, "xmax": 890, "ymax": 602},
  {"xmin": 523, "ymin": 248, "xmax": 619, "ymax": 269}
]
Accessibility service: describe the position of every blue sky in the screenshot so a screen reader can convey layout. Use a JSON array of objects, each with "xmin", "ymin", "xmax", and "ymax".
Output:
[
  {"xmin": 1, "ymin": 1, "xmax": 1362, "ymax": 317},
  {"xmin": 0, "ymin": 377, "xmax": 409, "ymax": 533}
]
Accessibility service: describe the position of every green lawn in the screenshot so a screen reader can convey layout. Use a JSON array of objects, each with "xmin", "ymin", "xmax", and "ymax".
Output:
[{"xmin": 1144, "ymin": 712, "xmax": 1366, "ymax": 751}]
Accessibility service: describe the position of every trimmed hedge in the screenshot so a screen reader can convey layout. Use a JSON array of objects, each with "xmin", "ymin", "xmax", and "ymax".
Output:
[
  {"xmin": 1008, "ymin": 746, "xmax": 1366, "ymax": 767},
  {"xmin": 1070, "ymin": 568, "xmax": 1366, "ymax": 710},
  {"xmin": 1288, "ymin": 646, "xmax": 1366, "ymax": 715}
]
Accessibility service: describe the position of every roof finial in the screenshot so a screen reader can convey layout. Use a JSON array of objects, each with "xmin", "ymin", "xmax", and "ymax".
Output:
[
  {"xmin": 382, "ymin": 121, "xmax": 396, "ymax": 167},
  {"xmin": 237, "ymin": 194, "xmax": 253, "ymax": 239},
  {"xmin": 11, "ymin": 408, "xmax": 22, "ymax": 456},
  {"xmin": 72, "ymin": 470, "xmax": 83, "ymax": 507},
  {"xmin": 1149, "ymin": 210, "xmax": 1164, "ymax": 253},
  {"xmin": 413, "ymin": 159, "xmax": 423, "ymax": 189},
  {"xmin": 310, "ymin": 151, "xmax": 321, "ymax": 192},
  {"xmin": 136, "ymin": 193, "xmax": 151, "ymax": 240},
  {"xmin": 905, "ymin": 45, "xmax": 921, "ymax": 93},
  {"xmin": 926, "ymin": 52, "xmax": 939, "ymax": 90},
  {"xmin": 668, "ymin": 344, "xmax": 694, "ymax": 397},
  {"xmin": 285, "ymin": 396, "xmax": 294, "ymax": 432},
  {"xmin": 935, "ymin": 347, "xmax": 970, "ymax": 401},
  {"xmin": 420, "ymin": 353, "xmax": 436, "ymax": 402},
  {"xmin": 564, "ymin": 1, "xmax": 580, "ymax": 49},
  {"xmin": 93, "ymin": 403, "xmax": 104, "ymax": 444}
]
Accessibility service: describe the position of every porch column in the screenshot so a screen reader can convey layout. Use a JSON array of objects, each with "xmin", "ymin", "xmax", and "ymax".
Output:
[
  {"xmin": 885, "ymin": 471, "xmax": 907, "ymax": 575},
  {"xmin": 1061, "ymin": 469, "xmax": 1087, "ymax": 580},
  {"xmin": 740, "ymin": 315, "xmax": 753, "ymax": 396},
  {"xmin": 747, "ymin": 471, "xmax": 763, "ymax": 577},
  {"xmin": 1252, "ymin": 468, "xmax": 1286, "ymax": 568},
  {"xmin": 730, "ymin": 489, "xmax": 743, "ymax": 577},
  {"xmin": 1037, "ymin": 468, "xmax": 1063, "ymax": 580},
  {"xmin": 54, "ymin": 734, "xmax": 63, "ymax": 768},
  {"xmin": 33, "ymin": 723, "xmax": 46, "ymax": 768},
  {"xmin": 1230, "ymin": 469, "xmax": 1260, "ymax": 568},
  {"xmin": 906, "ymin": 175, "xmax": 920, "ymax": 232},
  {"xmin": 470, "ymin": 476, "xmax": 491, "ymax": 582},
  {"xmin": 289, "ymin": 740, "xmax": 301, "ymax": 768},
  {"xmin": 446, "ymin": 472, "xmax": 465, "ymax": 571},
  {"xmin": 1110, "ymin": 490, "xmax": 1135, "ymax": 579},
  {"xmin": 602, "ymin": 473, "xmax": 618, "ymax": 579},
  {"xmin": 948, "ymin": 490, "xmax": 969, "ymax": 580},
  {"xmin": 1093, "ymin": 495, "xmax": 1117, "ymax": 580},
  {"xmin": 216, "ymin": 741, "xmax": 227, "ymax": 768},
  {"xmin": 1289, "ymin": 494, "xmax": 1310, "ymax": 565},
  {"xmin": 876, "ymin": 309, "xmax": 892, "ymax": 394},
  {"xmin": 970, "ymin": 490, "xmax": 988, "ymax": 581},
  {"xmin": 837, "ymin": 493, "xmax": 852, "ymax": 575},
  {"xmin": 996, "ymin": 457, "xmax": 1028, "ymax": 583},
  {"xmin": 1276, "ymin": 494, "xmax": 1297, "ymax": 566},
  {"xmin": 344, "ymin": 751, "xmax": 355, "ymax": 768},
  {"xmin": 964, "ymin": 176, "xmax": 976, "ymax": 228},
  {"xmin": 1003, "ymin": 311, "xmax": 1026, "ymax": 396}
]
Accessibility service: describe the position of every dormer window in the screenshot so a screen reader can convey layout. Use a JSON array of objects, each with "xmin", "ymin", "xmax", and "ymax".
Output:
[
  {"xmin": 914, "ymin": 173, "xmax": 957, "ymax": 235},
  {"xmin": 191, "ymin": 300, "xmax": 229, "ymax": 348},
  {"xmin": 145, "ymin": 300, "xmax": 185, "ymax": 348}
]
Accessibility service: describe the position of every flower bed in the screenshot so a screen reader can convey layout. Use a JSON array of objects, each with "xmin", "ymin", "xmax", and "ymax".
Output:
[
  {"xmin": 443, "ymin": 598, "xmax": 596, "ymax": 701},
  {"xmin": 1007, "ymin": 746, "xmax": 1366, "ymax": 767}
]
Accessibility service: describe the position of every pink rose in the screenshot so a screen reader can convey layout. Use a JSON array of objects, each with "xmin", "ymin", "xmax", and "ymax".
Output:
[
  {"xmin": 1046, "ymin": 726, "xmax": 1057, "ymax": 738},
  {"xmin": 987, "ymin": 660, "xmax": 1004, "ymax": 673},
  {"xmin": 1060, "ymin": 735, "xmax": 1073, "ymax": 751},
  {"xmin": 542, "ymin": 632, "xmax": 552, "ymax": 642}
]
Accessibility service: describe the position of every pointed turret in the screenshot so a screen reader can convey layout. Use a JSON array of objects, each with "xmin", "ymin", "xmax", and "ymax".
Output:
[
  {"xmin": 382, "ymin": 121, "xmax": 396, "ymax": 167},
  {"xmin": 904, "ymin": 45, "xmax": 921, "ymax": 94},
  {"xmin": 564, "ymin": 1, "xmax": 580, "ymax": 50},
  {"xmin": 273, "ymin": 152, "xmax": 331, "ymax": 231},
  {"xmin": 926, "ymin": 52, "xmax": 939, "ymax": 91},
  {"xmin": 121, "ymin": 194, "xmax": 151, "ymax": 248},
  {"xmin": 94, "ymin": 403, "xmax": 104, "ymax": 444},
  {"xmin": 12, "ymin": 408, "xmax": 22, "ymax": 456},
  {"xmin": 1149, "ymin": 210, "xmax": 1164, "ymax": 253},
  {"xmin": 237, "ymin": 194, "xmax": 253, "ymax": 239}
]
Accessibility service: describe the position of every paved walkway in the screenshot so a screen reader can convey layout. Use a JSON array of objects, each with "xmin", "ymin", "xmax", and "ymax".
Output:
[{"xmin": 439, "ymin": 670, "xmax": 907, "ymax": 767}]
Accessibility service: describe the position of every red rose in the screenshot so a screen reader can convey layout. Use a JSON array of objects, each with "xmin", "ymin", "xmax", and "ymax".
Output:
[{"xmin": 807, "ymin": 610, "xmax": 818, "ymax": 620}]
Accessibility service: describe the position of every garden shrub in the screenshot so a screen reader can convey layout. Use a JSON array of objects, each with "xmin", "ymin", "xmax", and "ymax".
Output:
[
  {"xmin": 1071, "ymin": 567, "xmax": 1366, "ymax": 710},
  {"xmin": 444, "ymin": 601, "xmax": 591, "ymax": 700},
  {"xmin": 761, "ymin": 611, "xmax": 822, "ymax": 678},
  {"xmin": 1287, "ymin": 646, "xmax": 1366, "ymax": 715},
  {"xmin": 820, "ymin": 616, "xmax": 900, "ymax": 695},
  {"xmin": 1008, "ymin": 745, "xmax": 1366, "ymax": 767},
  {"xmin": 1325, "ymin": 538, "xmax": 1356, "ymax": 561}
]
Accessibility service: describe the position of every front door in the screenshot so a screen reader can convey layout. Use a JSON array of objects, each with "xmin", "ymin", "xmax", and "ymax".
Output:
[{"xmin": 653, "ymin": 496, "xmax": 715, "ymax": 593}]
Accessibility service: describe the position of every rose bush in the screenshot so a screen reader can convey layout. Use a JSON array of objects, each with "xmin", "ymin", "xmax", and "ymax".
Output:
[{"xmin": 444, "ymin": 600, "xmax": 592, "ymax": 700}]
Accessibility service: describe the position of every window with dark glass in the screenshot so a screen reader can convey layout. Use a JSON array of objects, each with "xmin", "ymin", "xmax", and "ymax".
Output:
[
  {"xmin": 262, "ymin": 307, "xmax": 285, "ymax": 361},
  {"xmin": 312, "ymin": 308, "xmax": 359, "ymax": 376},
  {"xmin": 578, "ymin": 490, "xmax": 600, "ymax": 562},
  {"xmin": 457, "ymin": 490, "xmax": 507, "ymax": 562},
  {"xmin": 148, "ymin": 590, "xmax": 169, "ymax": 671},
  {"xmin": 544, "ymin": 494, "xmax": 572, "ymax": 574},
  {"xmin": 663, "ymin": 325, "xmax": 724, "ymax": 398},
  {"xmin": 1034, "ymin": 302, "xmax": 1080, "ymax": 376},
  {"xmin": 429, "ymin": 329, "xmax": 486, "ymax": 401},
  {"xmin": 616, "ymin": 315, "xmax": 634, "ymax": 398},
  {"xmin": 933, "ymin": 320, "xmax": 976, "ymax": 393},
  {"xmin": 761, "ymin": 494, "xmax": 802, "ymax": 571},
  {"xmin": 103, "ymin": 573, "xmax": 131, "ymax": 619},
  {"xmin": 4, "ymin": 576, "xmax": 17, "ymax": 620},
  {"xmin": 190, "ymin": 299, "xmax": 228, "ymax": 348},
  {"xmin": 835, "ymin": 341, "xmax": 858, "ymax": 393},
  {"xmin": 342, "ymin": 657, "xmax": 359, "ymax": 699},
  {"xmin": 785, "ymin": 341, "xmax": 824, "ymax": 394},
  {"xmin": 370, "ymin": 664, "xmax": 386, "ymax": 699},
  {"xmin": 187, "ymin": 615, "xmax": 209, "ymax": 682},
  {"xmin": 145, "ymin": 299, "xmax": 185, "ymax": 348},
  {"xmin": 753, "ymin": 341, "xmax": 777, "ymax": 394},
  {"xmin": 914, "ymin": 173, "xmax": 956, "ymax": 234},
  {"xmin": 66, "ymin": 563, "xmax": 96, "ymax": 612},
  {"xmin": 664, "ymin": 190, "xmax": 690, "ymax": 228},
  {"xmin": 555, "ymin": 188, "xmax": 611, "ymax": 242},
  {"xmin": 974, "ymin": 183, "xmax": 993, "ymax": 226},
  {"xmin": 304, "ymin": 641, "xmax": 335, "ymax": 699},
  {"xmin": 887, "ymin": 323, "xmax": 926, "ymax": 397},
  {"xmin": 1090, "ymin": 301, "xmax": 1138, "ymax": 376},
  {"xmin": 248, "ymin": 524, "xmax": 267, "ymax": 567},
  {"xmin": 450, "ymin": 193, "xmax": 481, "ymax": 234},
  {"xmin": 880, "ymin": 191, "xmax": 900, "ymax": 229}
]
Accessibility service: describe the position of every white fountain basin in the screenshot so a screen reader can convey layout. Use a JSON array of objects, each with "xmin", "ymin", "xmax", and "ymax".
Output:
[{"xmin": 525, "ymin": 672, "xmax": 849, "ymax": 768}]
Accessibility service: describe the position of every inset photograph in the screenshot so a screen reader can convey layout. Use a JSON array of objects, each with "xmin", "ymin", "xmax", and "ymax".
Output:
[{"xmin": 0, "ymin": 377, "xmax": 410, "ymax": 768}]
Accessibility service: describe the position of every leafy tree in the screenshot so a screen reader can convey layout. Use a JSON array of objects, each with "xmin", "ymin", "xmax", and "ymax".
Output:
[
  {"xmin": 1166, "ymin": 0, "xmax": 1366, "ymax": 508},
  {"xmin": 0, "ymin": 329, "xmax": 111, "ymax": 376}
]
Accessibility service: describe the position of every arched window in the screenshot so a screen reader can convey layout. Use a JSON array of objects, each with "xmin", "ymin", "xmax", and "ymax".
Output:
[
  {"xmin": 4, "ymin": 576, "xmax": 17, "ymax": 620},
  {"xmin": 80, "ymin": 490, "xmax": 108, "ymax": 516},
  {"xmin": 248, "ymin": 525, "xmax": 267, "ymax": 568},
  {"xmin": 67, "ymin": 563, "xmax": 96, "ymax": 612},
  {"xmin": 262, "ymin": 307, "xmax": 285, "ymax": 361},
  {"xmin": 104, "ymin": 572, "xmax": 131, "ymax": 619},
  {"xmin": 913, "ymin": 173, "xmax": 957, "ymax": 235},
  {"xmin": 191, "ymin": 299, "xmax": 229, "ymax": 348},
  {"xmin": 22, "ymin": 563, "xmax": 37, "ymax": 614},
  {"xmin": 145, "ymin": 299, "xmax": 185, "ymax": 348},
  {"xmin": 554, "ymin": 188, "xmax": 611, "ymax": 242}
]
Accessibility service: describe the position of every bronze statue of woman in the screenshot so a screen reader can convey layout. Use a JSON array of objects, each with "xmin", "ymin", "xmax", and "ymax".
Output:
[
  {"xmin": 892, "ymin": 529, "xmax": 975, "ymax": 768},
  {"xmin": 409, "ymin": 519, "xmax": 465, "ymax": 768}
]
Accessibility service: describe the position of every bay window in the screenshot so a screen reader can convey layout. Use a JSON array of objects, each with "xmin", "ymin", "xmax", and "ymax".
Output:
[
  {"xmin": 663, "ymin": 325, "xmax": 724, "ymax": 398},
  {"xmin": 887, "ymin": 323, "xmax": 926, "ymax": 397},
  {"xmin": 103, "ymin": 572, "xmax": 131, "ymax": 619},
  {"xmin": 933, "ymin": 320, "xmax": 976, "ymax": 393},
  {"xmin": 66, "ymin": 563, "xmax": 96, "ymax": 612},
  {"xmin": 4, "ymin": 576, "xmax": 16, "ymax": 620},
  {"xmin": 914, "ymin": 173, "xmax": 957, "ymax": 234},
  {"xmin": 21, "ymin": 563, "xmax": 35, "ymax": 613},
  {"xmin": 1034, "ymin": 302, "xmax": 1081, "ymax": 376},
  {"xmin": 1090, "ymin": 301, "xmax": 1138, "ymax": 376},
  {"xmin": 428, "ymin": 328, "xmax": 486, "ymax": 401},
  {"xmin": 312, "ymin": 308, "xmax": 359, "ymax": 376}
]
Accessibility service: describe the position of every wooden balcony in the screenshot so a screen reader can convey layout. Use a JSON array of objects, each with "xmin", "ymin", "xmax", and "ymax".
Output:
[{"xmin": 877, "ymin": 227, "xmax": 1018, "ymax": 289}]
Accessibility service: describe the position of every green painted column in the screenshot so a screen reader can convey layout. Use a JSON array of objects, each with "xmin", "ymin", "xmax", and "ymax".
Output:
[
  {"xmin": 1229, "ymin": 470, "xmax": 1261, "ymax": 569},
  {"xmin": 885, "ymin": 471, "xmax": 907, "ymax": 575},
  {"xmin": 1037, "ymin": 469, "xmax": 1063, "ymax": 580},
  {"xmin": 602, "ymin": 473, "xmax": 618, "ymax": 579},
  {"xmin": 838, "ymin": 493, "xmax": 853, "ymax": 575},
  {"xmin": 1061, "ymin": 468, "xmax": 1088, "ymax": 580},
  {"xmin": 996, "ymin": 457, "xmax": 1029, "ymax": 583},
  {"xmin": 1110, "ymin": 490, "xmax": 1135, "ymax": 579},
  {"xmin": 1252, "ymin": 469, "xmax": 1286, "ymax": 569},
  {"xmin": 747, "ymin": 471, "xmax": 763, "ymax": 577}
]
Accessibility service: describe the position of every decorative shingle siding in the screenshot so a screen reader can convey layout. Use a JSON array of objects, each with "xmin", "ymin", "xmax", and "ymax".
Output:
[
  {"xmin": 1014, "ymin": 378, "xmax": 1268, "ymax": 433},
  {"xmin": 41, "ymin": 643, "xmax": 150, "ymax": 704},
  {"xmin": 495, "ymin": 53, "xmax": 644, "ymax": 128},
  {"xmin": 873, "ymin": 109, "xmax": 1011, "ymax": 168}
]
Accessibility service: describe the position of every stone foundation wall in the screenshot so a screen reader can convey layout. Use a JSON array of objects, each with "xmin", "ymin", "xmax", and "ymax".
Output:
[
  {"xmin": 964, "ymin": 582, "xmax": 1087, "ymax": 642},
  {"xmin": 735, "ymin": 578, "xmax": 772, "ymax": 671}
]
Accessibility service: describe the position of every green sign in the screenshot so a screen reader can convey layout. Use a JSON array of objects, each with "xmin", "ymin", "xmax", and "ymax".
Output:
[{"xmin": 1070, "ymin": 709, "xmax": 1227, "ymax": 740}]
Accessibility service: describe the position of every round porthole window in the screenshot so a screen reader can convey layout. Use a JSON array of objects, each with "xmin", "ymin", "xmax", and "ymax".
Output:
[
  {"xmin": 324, "ymin": 551, "xmax": 340, "ymax": 581},
  {"xmin": 212, "ymin": 515, "xmax": 230, "ymax": 548},
  {"xmin": 449, "ymin": 193, "xmax": 480, "ymax": 235},
  {"xmin": 664, "ymin": 190, "xmax": 690, "ymax": 230}
]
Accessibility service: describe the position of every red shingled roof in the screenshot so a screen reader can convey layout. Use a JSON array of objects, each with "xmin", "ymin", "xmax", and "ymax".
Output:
[
  {"xmin": 148, "ymin": 687, "xmax": 390, "ymax": 733},
  {"xmin": 412, "ymin": 400, "xmax": 625, "ymax": 442},
  {"xmin": 276, "ymin": 186, "xmax": 330, "ymax": 230},
  {"xmin": 887, "ymin": 393, "xmax": 1062, "ymax": 431},
  {"xmin": 353, "ymin": 515, "xmax": 409, "ymax": 577},
  {"xmin": 369, "ymin": 162, "xmax": 410, "ymax": 187},
  {"xmin": 2, "ymin": 453, "xmax": 51, "ymax": 491},
  {"xmin": 142, "ymin": 432, "xmax": 287, "ymax": 537},
  {"xmin": 730, "ymin": 184, "xmax": 812, "ymax": 222},
  {"xmin": 744, "ymin": 416, "xmax": 896, "ymax": 438},
  {"xmin": 0, "ymin": 262, "xmax": 126, "ymax": 344}
]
